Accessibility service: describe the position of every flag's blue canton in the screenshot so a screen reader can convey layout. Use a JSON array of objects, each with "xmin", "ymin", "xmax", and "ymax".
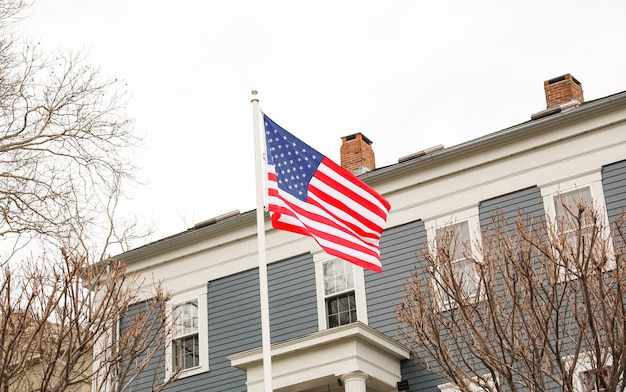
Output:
[{"xmin": 264, "ymin": 117, "xmax": 322, "ymax": 202}]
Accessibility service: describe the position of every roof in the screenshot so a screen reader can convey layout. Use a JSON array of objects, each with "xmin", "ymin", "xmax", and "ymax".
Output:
[{"xmin": 114, "ymin": 90, "xmax": 626, "ymax": 263}]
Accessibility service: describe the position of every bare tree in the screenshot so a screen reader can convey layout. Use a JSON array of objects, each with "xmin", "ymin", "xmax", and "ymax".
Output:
[
  {"xmin": 0, "ymin": 1, "xmax": 173, "ymax": 390},
  {"xmin": 397, "ymin": 198, "xmax": 626, "ymax": 392},
  {"xmin": 0, "ymin": 0, "xmax": 143, "ymax": 261},
  {"xmin": 0, "ymin": 250, "xmax": 177, "ymax": 392}
]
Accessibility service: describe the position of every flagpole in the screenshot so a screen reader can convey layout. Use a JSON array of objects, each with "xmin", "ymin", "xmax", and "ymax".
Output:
[{"xmin": 251, "ymin": 90, "xmax": 273, "ymax": 391}]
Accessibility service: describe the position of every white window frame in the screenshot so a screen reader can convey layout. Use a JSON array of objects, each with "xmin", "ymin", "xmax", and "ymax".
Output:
[
  {"xmin": 425, "ymin": 206, "xmax": 482, "ymax": 310},
  {"xmin": 314, "ymin": 250, "xmax": 368, "ymax": 330},
  {"xmin": 165, "ymin": 285, "xmax": 209, "ymax": 379},
  {"xmin": 438, "ymin": 374, "xmax": 496, "ymax": 392},
  {"xmin": 565, "ymin": 351, "xmax": 619, "ymax": 392},
  {"xmin": 540, "ymin": 171, "xmax": 615, "ymax": 278}
]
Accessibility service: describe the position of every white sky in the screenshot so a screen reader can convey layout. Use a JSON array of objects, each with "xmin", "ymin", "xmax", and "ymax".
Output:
[{"xmin": 18, "ymin": 0, "xmax": 626, "ymax": 245}]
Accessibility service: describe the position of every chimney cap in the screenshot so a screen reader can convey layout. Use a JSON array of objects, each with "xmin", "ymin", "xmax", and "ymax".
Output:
[
  {"xmin": 545, "ymin": 73, "xmax": 581, "ymax": 87},
  {"xmin": 341, "ymin": 132, "xmax": 373, "ymax": 145}
]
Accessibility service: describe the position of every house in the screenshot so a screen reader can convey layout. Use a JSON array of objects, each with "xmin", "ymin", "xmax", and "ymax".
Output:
[
  {"xmin": 114, "ymin": 74, "xmax": 626, "ymax": 391},
  {"xmin": 1, "ymin": 312, "xmax": 92, "ymax": 392}
]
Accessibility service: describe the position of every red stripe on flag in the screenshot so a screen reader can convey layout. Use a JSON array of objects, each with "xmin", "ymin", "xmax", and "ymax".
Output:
[
  {"xmin": 263, "ymin": 115, "xmax": 390, "ymax": 273},
  {"xmin": 318, "ymin": 158, "xmax": 390, "ymax": 216},
  {"xmin": 268, "ymin": 171, "xmax": 382, "ymax": 268}
]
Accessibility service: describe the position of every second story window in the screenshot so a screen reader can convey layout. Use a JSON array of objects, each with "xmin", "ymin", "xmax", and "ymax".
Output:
[
  {"xmin": 425, "ymin": 207, "xmax": 482, "ymax": 309},
  {"xmin": 434, "ymin": 220, "xmax": 480, "ymax": 306},
  {"xmin": 553, "ymin": 187, "xmax": 595, "ymax": 250},
  {"xmin": 172, "ymin": 299, "xmax": 199, "ymax": 371},
  {"xmin": 579, "ymin": 367, "xmax": 613, "ymax": 392},
  {"xmin": 566, "ymin": 351, "xmax": 619, "ymax": 392},
  {"xmin": 323, "ymin": 259, "xmax": 357, "ymax": 328},
  {"xmin": 166, "ymin": 286, "xmax": 208, "ymax": 379},
  {"xmin": 541, "ymin": 171, "xmax": 615, "ymax": 277}
]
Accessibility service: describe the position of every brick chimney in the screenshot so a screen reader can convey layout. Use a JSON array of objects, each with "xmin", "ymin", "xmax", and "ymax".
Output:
[
  {"xmin": 544, "ymin": 73, "xmax": 584, "ymax": 108},
  {"xmin": 340, "ymin": 133, "xmax": 375, "ymax": 175}
]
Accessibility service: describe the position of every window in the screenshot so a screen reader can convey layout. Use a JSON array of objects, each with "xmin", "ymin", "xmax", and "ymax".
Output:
[
  {"xmin": 567, "ymin": 352, "xmax": 620, "ymax": 392},
  {"xmin": 425, "ymin": 208, "xmax": 481, "ymax": 309},
  {"xmin": 579, "ymin": 366, "xmax": 612, "ymax": 392},
  {"xmin": 314, "ymin": 250, "xmax": 367, "ymax": 330},
  {"xmin": 172, "ymin": 300, "xmax": 199, "ymax": 371},
  {"xmin": 323, "ymin": 259, "xmax": 357, "ymax": 328},
  {"xmin": 553, "ymin": 187, "xmax": 595, "ymax": 251},
  {"xmin": 166, "ymin": 286, "xmax": 208, "ymax": 378},
  {"xmin": 435, "ymin": 221, "xmax": 479, "ymax": 301},
  {"xmin": 541, "ymin": 171, "xmax": 614, "ymax": 277},
  {"xmin": 438, "ymin": 374, "xmax": 496, "ymax": 392}
]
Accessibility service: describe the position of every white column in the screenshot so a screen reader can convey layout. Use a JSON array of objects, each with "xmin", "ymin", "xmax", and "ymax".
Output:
[{"xmin": 341, "ymin": 372, "xmax": 369, "ymax": 392}]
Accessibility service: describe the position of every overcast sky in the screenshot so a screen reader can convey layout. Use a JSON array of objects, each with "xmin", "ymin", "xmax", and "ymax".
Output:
[{"xmin": 18, "ymin": 0, "xmax": 626, "ymax": 245}]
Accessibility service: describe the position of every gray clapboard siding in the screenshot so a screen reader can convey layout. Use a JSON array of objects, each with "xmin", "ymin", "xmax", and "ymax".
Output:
[
  {"xmin": 365, "ymin": 219, "xmax": 426, "ymax": 337},
  {"xmin": 479, "ymin": 186, "xmax": 545, "ymax": 233},
  {"xmin": 204, "ymin": 268, "xmax": 261, "ymax": 392},
  {"xmin": 365, "ymin": 219, "xmax": 432, "ymax": 392},
  {"xmin": 166, "ymin": 253, "xmax": 317, "ymax": 391},
  {"xmin": 602, "ymin": 159, "xmax": 626, "ymax": 249},
  {"xmin": 161, "ymin": 268, "xmax": 262, "ymax": 392},
  {"xmin": 401, "ymin": 359, "xmax": 446, "ymax": 392},
  {"xmin": 119, "ymin": 300, "xmax": 167, "ymax": 392},
  {"xmin": 268, "ymin": 252, "xmax": 318, "ymax": 343}
]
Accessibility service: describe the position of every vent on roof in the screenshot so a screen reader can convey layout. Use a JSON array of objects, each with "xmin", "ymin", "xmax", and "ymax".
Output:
[
  {"xmin": 193, "ymin": 210, "xmax": 240, "ymax": 229},
  {"xmin": 398, "ymin": 144, "xmax": 444, "ymax": 163}
]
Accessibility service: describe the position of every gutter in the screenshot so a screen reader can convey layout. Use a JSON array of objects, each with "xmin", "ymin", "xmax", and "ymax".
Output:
[
  {"xmin": 113, "ymin": 209, "xmax": 258, "ymax": 263},
  {"xmin": 359, "ymin": 90, "xmax": 626, "ymax": 184}
]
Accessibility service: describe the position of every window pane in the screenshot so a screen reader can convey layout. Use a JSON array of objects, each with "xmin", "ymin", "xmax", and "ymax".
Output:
[
  {"xmin": 554, "ymin": 187, "xmax": 592, "ymax": 225},
  {"xmin": 323, "ymin": 259, "xmax": 354, "ymax": 295},
  {"xmin": 184, "ymin": 301, "xmax": 198, "ymax": 335},
  {"xmin": 328, "ymin": 297, "xmax": 338, "ymax": 314},
  {"xmin": 172, "ymin": 305, "xmax": 183, "ymax": 336},
  {"xmin": 173, "ymin": 334, "xmax": 199, "ymax": 370},
  {"xmin": 323, "ymin": 261, "xmax": 335, "ymax": 294},
  {"xmin": 453, "ymin": 259, "xmax": 479, "ymax": 297},
  {"xmin": 337, "ymin": 295, "xmax": 348, "ymax": 312},
  {"xmin": 326, "ymin": 292, "xmax": 357, "ymax": 328},
  {"xmin": 340, "ymin": 310, "xmax": 352, "ymax": 325},
  {"xmin": 436, "ymin": 221, "xmax": 470, "ymax": 261},
  {"xmin": 173, "ymin": 299, "xmax": 199, "ymax": 338}
]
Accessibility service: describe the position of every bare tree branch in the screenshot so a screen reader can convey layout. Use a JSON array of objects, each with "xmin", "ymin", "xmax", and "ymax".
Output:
[
  {"xmin": 0, "ymin": 2, "xmax": 169, "ymax": 390},
  {"xmin": 397, "ymin": 200, "xmax": 626, "ymax": 392}
]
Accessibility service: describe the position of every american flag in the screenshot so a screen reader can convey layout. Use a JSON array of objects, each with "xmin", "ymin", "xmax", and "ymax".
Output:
[{"xmin": 263, "ymin": 114, "xmax": 390, "ymax": 272}]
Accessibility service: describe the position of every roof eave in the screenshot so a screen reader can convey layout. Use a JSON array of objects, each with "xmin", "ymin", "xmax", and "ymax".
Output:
[
  {"xmin": 360, "ymin": 91, "xmax": 626, "ymax": 184},
  {"xmin": 115, "ymin": 91, "xmax": 626, "ymax": 263}
]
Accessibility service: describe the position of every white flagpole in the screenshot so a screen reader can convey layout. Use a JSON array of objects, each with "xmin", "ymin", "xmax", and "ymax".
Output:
[{"xmin": 251, "ymin": 90, "xmax": 273, "ymax": 391}]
